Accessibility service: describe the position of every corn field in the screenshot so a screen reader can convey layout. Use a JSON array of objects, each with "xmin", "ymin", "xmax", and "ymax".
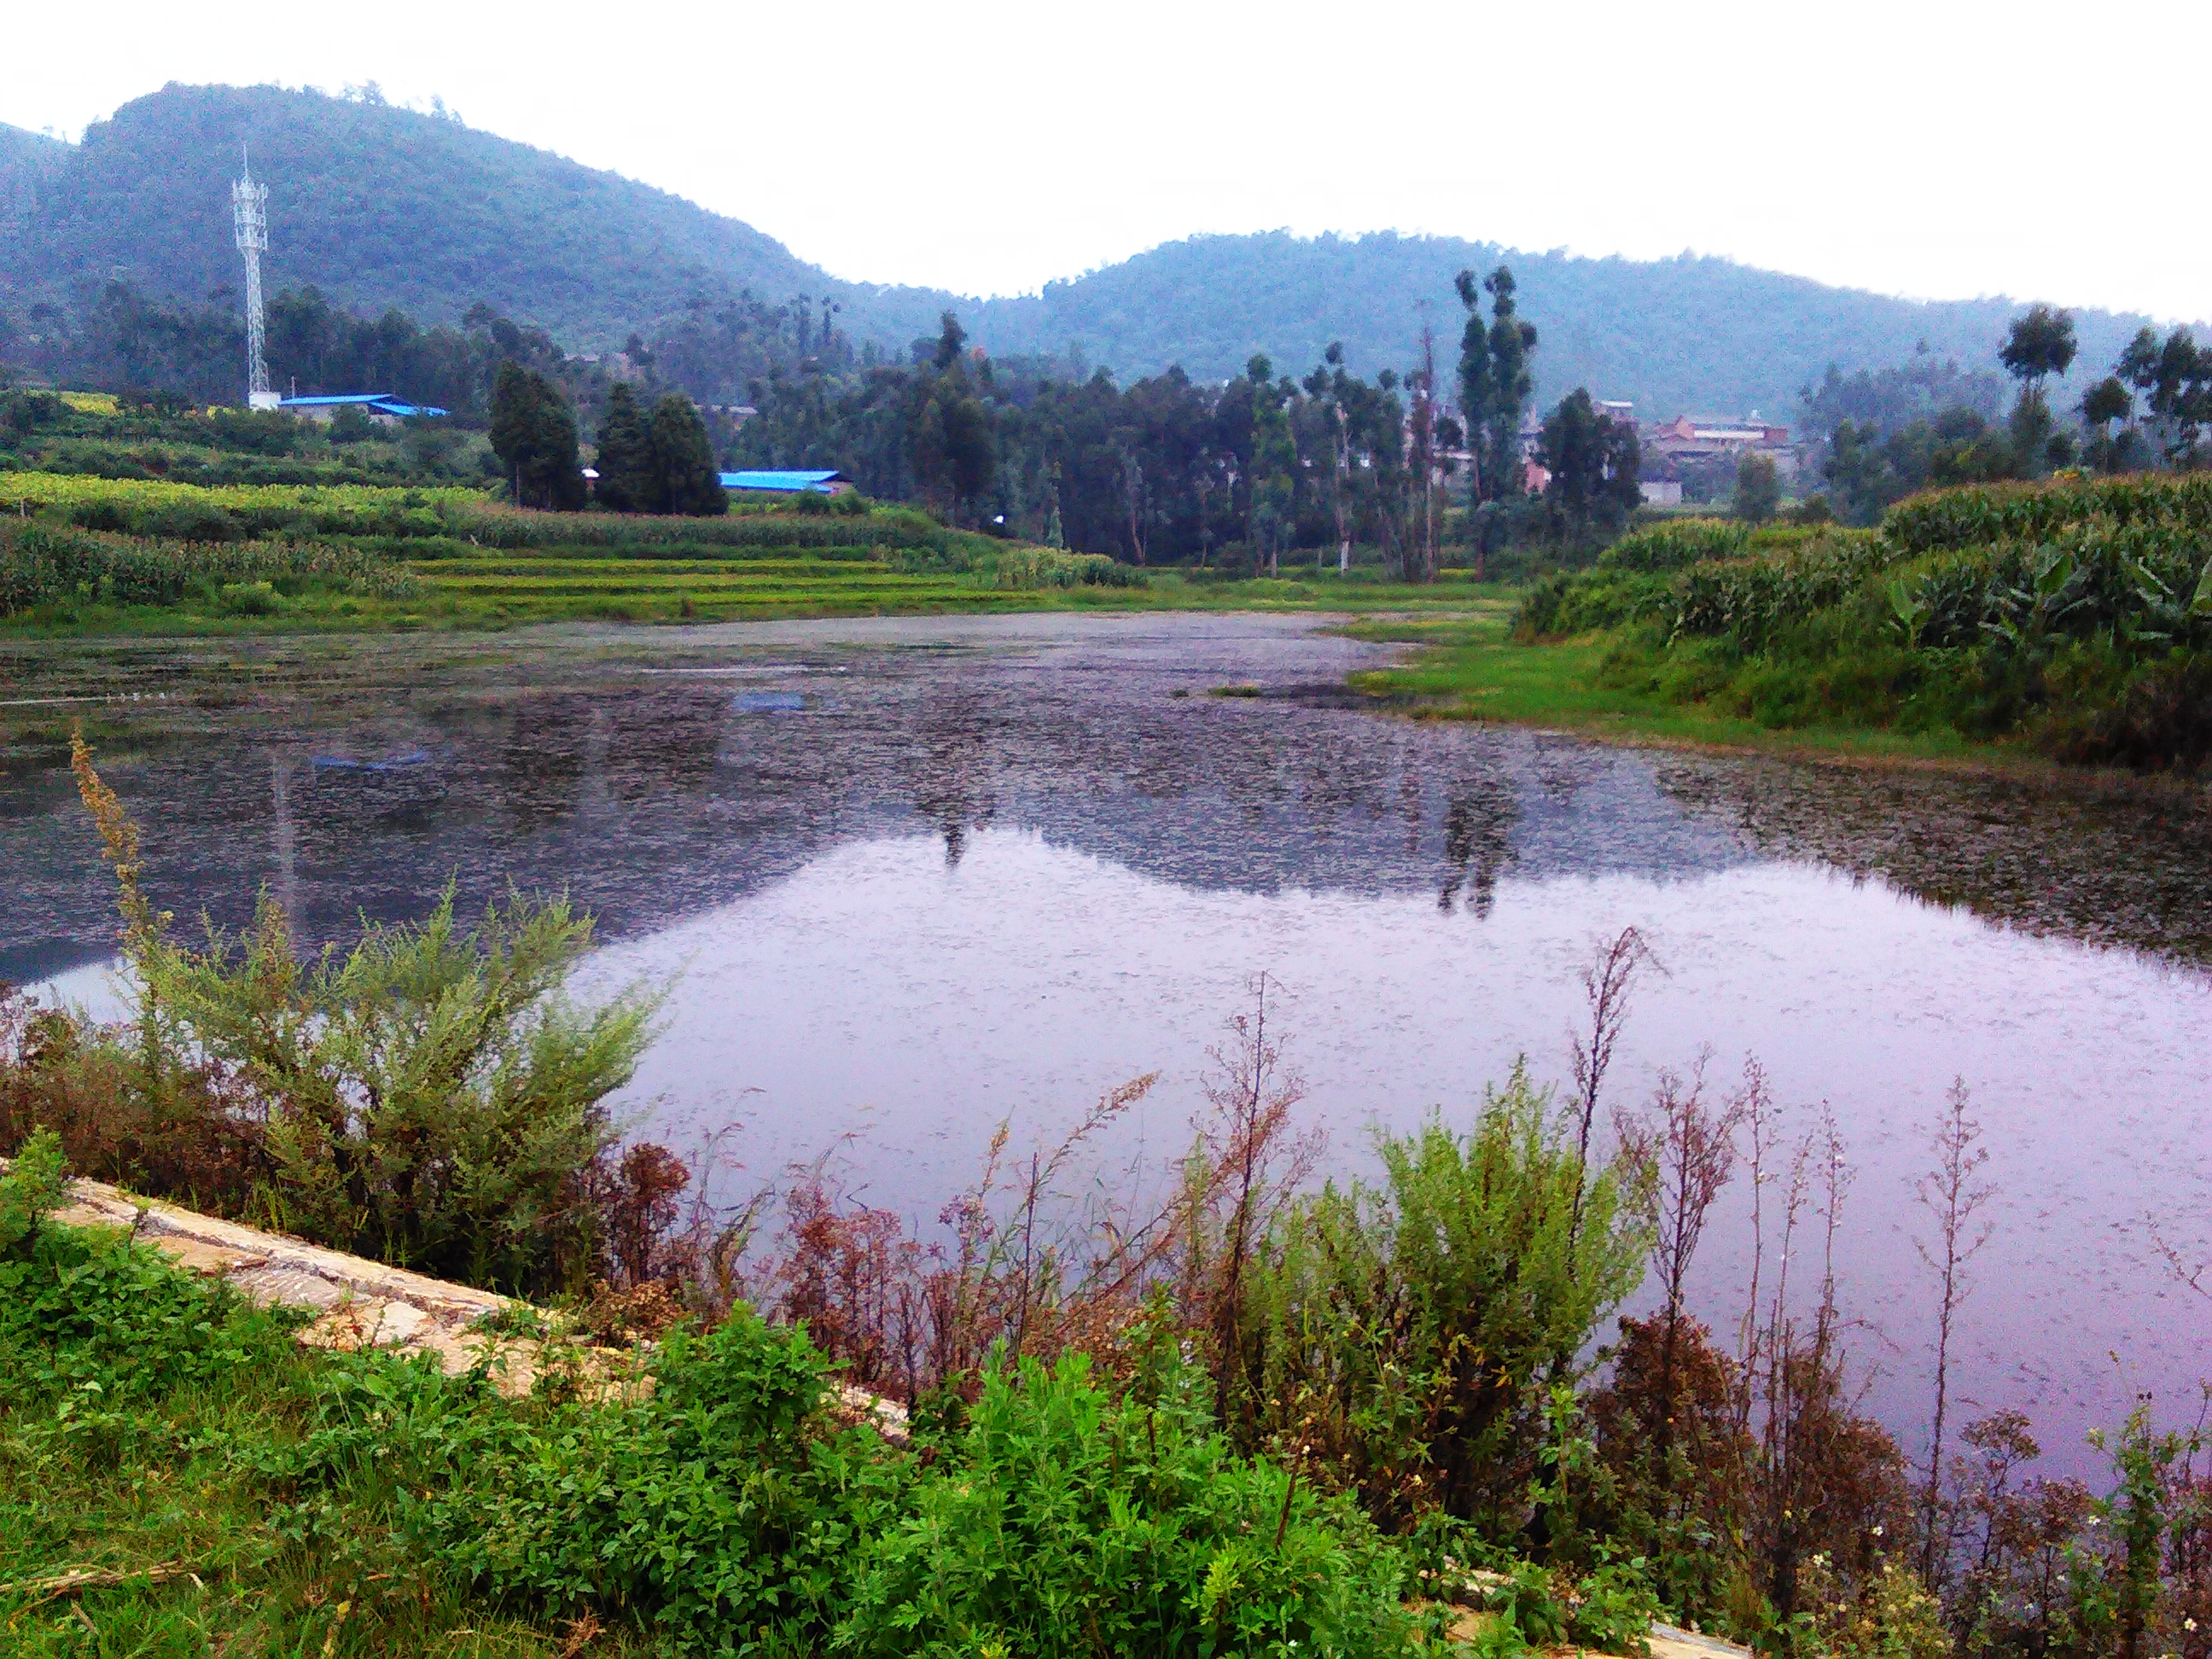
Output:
[{"xmin": 0, "ymin": 522, "xmax": 418, "ymax": 615}]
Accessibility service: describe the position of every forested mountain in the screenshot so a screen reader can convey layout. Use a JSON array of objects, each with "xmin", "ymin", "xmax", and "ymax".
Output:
[
  {"xmin": 0, "ymin": 84, "xmax": 949, "ymax": 351},
  {"xmin": 0, "ymin": 83, "xmax": 2171, "ymax": 417},
  {"xmin": 965, "ymin": 233, "xmax": 2155, "ymax": 419},
  {"xmin": 0, "ymin": 122, "xmax": 67, "ymax": 239}
]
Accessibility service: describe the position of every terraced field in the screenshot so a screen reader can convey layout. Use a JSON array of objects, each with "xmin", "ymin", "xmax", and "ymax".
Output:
[{"xmin": 404, "ymin": 554, "xmax": 1004, "ymax": 620}]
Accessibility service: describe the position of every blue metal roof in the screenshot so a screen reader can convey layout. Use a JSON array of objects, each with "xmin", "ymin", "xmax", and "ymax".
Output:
[
  {"xmin": 278, "ymin": 393, "xmax": 449, "ymax": 418},
  {"xmin": 718, "ymin": 469, "xmax": 847, "ymax": 492}
]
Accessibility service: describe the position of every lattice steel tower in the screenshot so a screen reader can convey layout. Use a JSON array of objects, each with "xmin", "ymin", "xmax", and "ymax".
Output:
[{"xmin": 231, "ymin": 151, "xmax": 278, "ymax": 409}]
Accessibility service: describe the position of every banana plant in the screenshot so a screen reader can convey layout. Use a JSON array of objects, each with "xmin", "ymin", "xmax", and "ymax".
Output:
[
  {"xmin": 2191, "ymin": 556, "xmax": 2212, "ymax": 619},
  {"xmin": 1886, "ymin": 575, "xmax": 1929, "ymax": 643}
]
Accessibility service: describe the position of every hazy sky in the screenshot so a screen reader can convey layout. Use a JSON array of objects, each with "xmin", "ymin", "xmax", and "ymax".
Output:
[{"xmin": 5, "ymin": 0, "xmax": 2207, "ymax": 321}]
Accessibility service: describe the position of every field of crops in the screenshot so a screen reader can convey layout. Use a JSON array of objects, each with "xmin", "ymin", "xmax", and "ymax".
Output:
[
  {"xmin": 0, "ymin": 470, "xmax": 484, "ymax": 517},
  {"xmin": 1509, "ymin": 474, "xmax": 2212, "ymax": 767}
]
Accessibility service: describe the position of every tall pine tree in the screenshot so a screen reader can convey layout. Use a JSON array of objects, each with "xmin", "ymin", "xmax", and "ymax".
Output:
[
  {"xmin": 489, "ymin": 361, "xmax": 585, "ymax": 511},
  {"xmin": 592, "ymin": 381, "xmax": 654, "ymax": 511},
  {"xmin": 645, "ymin": 393, "xmax": 728, "ymax": 517}
]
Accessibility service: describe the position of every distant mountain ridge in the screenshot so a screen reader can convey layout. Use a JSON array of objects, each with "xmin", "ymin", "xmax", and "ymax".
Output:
[
  {"xmin": 0, "ymin": 83, "xmax": 2163, "ymax": 416},
  {"xmin": 964, "ymin": 233, "xmax": 2153, "ymax": 422}
]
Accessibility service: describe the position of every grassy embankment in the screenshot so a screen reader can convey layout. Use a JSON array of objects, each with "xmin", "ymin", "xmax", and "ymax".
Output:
[
  {"xmin": 1353, "ymin": 476, "xmax": 2212, "ymax": 774},
  {"xmin": 0, "ymin": 1196, "xmax": 1441, "ymax": 1657},
  {"xmin": 0, "ymin": 470, "xmax": 1513, "ymax": 637}
]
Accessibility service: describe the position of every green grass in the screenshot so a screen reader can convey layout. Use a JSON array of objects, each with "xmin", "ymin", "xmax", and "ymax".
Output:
[
  {"xmin": 1, "ymin": 1211, "xmax": 1429, "ymax": 1656},
  {"xmin": 1346, "ymin": 610, "xmax": 2032, "ymax": 770},
  {"xmin": 0, "ymin": 1226, "xmax": 622, "ymax": 1656}
]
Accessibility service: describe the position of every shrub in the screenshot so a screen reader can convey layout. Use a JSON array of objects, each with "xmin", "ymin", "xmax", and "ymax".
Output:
[
  {"xmin": 1516, "ymin": 567, "xmax": 1676, "ymax": 638},
  {"xmin": 990, "ymin": 545, "xmax": 1147, "ymax": 589},
  {"xmin": 0, "ymin": 1125, "xmax": 69, "ymax": 1255},
  {"xmin": 0, "ymin": 741, "xmax": 663, "ymax": 1295},
  {"xmin": 1882, "ymin": 472, "xmax": 2212, "ymax": 558},
  {"xmin": 0, "ymin": 520, "xmax": 417, "ymax": 614},
  {"xmin": 415, "ymin": 1307, "xmax": 884, "ymax": 1643},
  {"xmin": 835, "ymin": 1348, "xmax": 1415, "ymax": 1657},
  {"xmin": 1, "ymin": 1198, "xmax": 300, "ymax": 1408},
  {"xmin": 1670, "ymin": 530, "xmax": 1897, "ymax": 650},
  {"xmin": 1243, "ymin": 1066, "xmax": 1650, "ymax": 1530},
  {"xmin": 2050, "ymin": 651, "xmax": 2212, "ymax": 771}
]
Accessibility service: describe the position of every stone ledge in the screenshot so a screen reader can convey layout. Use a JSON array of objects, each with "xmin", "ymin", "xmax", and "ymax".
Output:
[{"xmin": 30, "ymin": 1170, "xmax": 591, "ymax": 1397}]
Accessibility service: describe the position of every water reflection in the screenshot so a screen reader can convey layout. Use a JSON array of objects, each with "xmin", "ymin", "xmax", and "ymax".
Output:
[{"xmin": 5, "ymin": 617, "xmax": 1784, "ymax": 981}]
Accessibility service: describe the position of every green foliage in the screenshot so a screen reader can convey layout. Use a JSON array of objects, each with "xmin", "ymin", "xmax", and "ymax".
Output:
[
  {"xmin": 9, "ymin": 748, "xmax": 661, "ymax": 1294},
  {"xmin": 2060, "ymin": 1406, "xmax": 2209, "ymax": 1659},
  {"xmin": 326, "ymin": 402, "xmax": 375, "ymax": 445},
  {"xmin": 415, "ymin": 1307, "xmax": 880, "ymax": 1641},
  {"xmin": 1735, "ymin": 453, "xmax": 1781, "ymax": 523},
  {"xmin": 1600, "ymin": 519, "xmax": 1750, "ymax": 574},
  {"xmin": 490, "ymin": 362, "xmax": 585, "ymax": 512},
  {"xmin": 836, "ymin": 1350, "xmax": 1414, "ymax": 1656},
  {"xmin": 1514, "ymin": 567, "xmax": 1676, "ymax": 638},
  {"xmin": 590, "ymin": 386, "xmax": 726, "ymax": 516},
  {"xmin": 1883, "ymin": 472, "xmax": 2212, "ymax": 557},
  {"xmin": 2000, "ymin": 306, "xmax": 2078, "ymax": 390},
  {"xmin": 643, "ymin": 393, "xmax": 728, "ymax": 517},
  {"xmin": 990, "ymin": 545, "xmax": 1147, "ymax": 589},
  {"xmin": 0, "ymin": 1220, "xmax": 1429, "ymax": 1655},
  {"xmin": 136, "ymin": 884, "xmax": 658, "ymax": 1291},
  {"xmin": 1243, "ymin": 1066, "xmax": 1650, "ymax": 1528},
  {"xmin": 1538, "ymin": 388, "xmax": 1639, "ymax": 542},
  {"xmin": 1507, "ymin": 473, "xmax": 2212, "ymax": 768},
  {"xmin": 0, "ymin": 1125, "xmax": 69, "ymax": 1255},
  {"xmin": 1793, "ymin": 1557, "xmax": 1951, "ymax": 1659},
  {"xmin": 1, "ymin": 1212, "xmax": 300, "ymax": 1413},
  {"xmin": 0, "ymin": 520, "xmax": 416, "ymax": 615},
  {"xmin": 2114, "ymin": 326, "xmax": 2212, "ymax": 464},
  {"xmin": 590, "ymin": 381, "xmax": 651, "ymax": 511},
  {"xmin": 1671, "ymin": 529, "xmax": 1897, "ymax": 650},
  {"xmin": 1457, "ymin": 265, "xmax": 1540, "ymax": 506}
]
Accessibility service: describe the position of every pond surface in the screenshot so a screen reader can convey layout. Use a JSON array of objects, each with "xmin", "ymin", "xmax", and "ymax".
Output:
[{"xmin": 6, "ymin": 613, "xmax": 2210, "ymax": 1476}]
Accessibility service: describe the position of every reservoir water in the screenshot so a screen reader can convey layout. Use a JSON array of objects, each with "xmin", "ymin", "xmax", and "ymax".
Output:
[{"xmin": 6, "ymin": 612, "xmax": 2209, "ymax": 1474}]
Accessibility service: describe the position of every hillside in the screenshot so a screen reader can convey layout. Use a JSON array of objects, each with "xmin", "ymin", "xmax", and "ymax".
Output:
[
  {"xmin": 0, "ymin": 83, "xmax": 2167, "ymax": 416},
  {"xmin": 969, "ymin": 231, "xmax": 2155, "ymax": 420},
  {"xmin": 0, "ymin": 121, "xmax": 67, "ymax": 239},
  {"xmin": 0, "ymin": 84, "xmax": 950, "ymax": 352}
]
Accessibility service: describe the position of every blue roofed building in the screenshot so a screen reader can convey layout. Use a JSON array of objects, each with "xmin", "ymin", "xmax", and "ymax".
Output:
[
  {"xmin": 279, "ymin": 393, "xmax": 450, "ymax": 425},
  {"xmin": 718, "ymin": 469, "xmax": 853, "ymax": 496}
]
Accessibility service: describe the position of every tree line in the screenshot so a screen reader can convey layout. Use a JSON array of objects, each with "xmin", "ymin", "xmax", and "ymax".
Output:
[
  {"xmin": 489, "ymin": 363, "xmax": 725, "ymax": 515},
  {"xmin": 5, "ymin": 267, "xmax": 1662, "ymax": 553},
  {"xmin": 1806, "ymin": 306, "xmax": 2212, "ymax": 525},
  {"xmin": 730, "ymin": 269, "xmax": 1642, "ymax": 573}
]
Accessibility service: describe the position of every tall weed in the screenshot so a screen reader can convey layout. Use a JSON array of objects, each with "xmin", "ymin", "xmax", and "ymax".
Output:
[{"xmin": 1242, "ymin": 1066, "xmax": 1650, "ymax": 1529}]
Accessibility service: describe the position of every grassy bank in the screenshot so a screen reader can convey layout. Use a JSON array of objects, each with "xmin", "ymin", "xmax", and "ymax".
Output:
[
  {"xmin": 1359, "ymin": 480, "xmax": 2212, "ymax": 776},
  {"xmin": 1346, "ymin": 610, "xmax": 2011, "ymax": 769},
  {"xmin": 0, "ymin": 1191, "xmax": 1441, "ymax": 1656}
]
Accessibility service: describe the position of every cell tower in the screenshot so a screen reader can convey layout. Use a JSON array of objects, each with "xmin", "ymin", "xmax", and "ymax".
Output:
[{"xmin": 231, "ymin": 150, "xmax": 280, "ymax": 410}]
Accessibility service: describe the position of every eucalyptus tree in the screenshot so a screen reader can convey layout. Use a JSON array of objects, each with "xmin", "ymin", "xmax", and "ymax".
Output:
[{"xmin": 1455, "ymin": 265, "xmax": 1539, "ymax": 506}]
